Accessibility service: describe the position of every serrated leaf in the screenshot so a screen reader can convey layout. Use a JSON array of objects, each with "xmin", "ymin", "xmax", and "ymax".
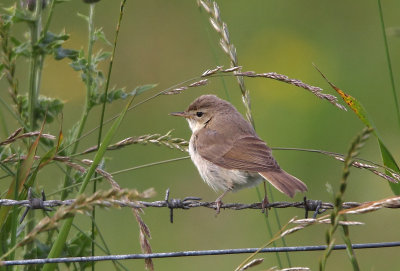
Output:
[
  {"xmin": 36, "ymin": 31, "xmax": 70, "ymax": 56},
  {"xmin": 94, "ymin": 51, "xmax": 111, "ymax": 63},
  {"xmin": 10, "ymin": 37, "xmax": 21, "ymax": 46},
  {"xmin": 90, "ymin": 84, "xmax": 157, "ymax": 107},
  {"xmin": 132, "ymin": 84, "xmax": 158, "ymax": 96},
  {"xmin": 17, "ymin": 94, "xmax": 64, "ymax": 125},
  {"xmin": 94, "ymin": 28, "xmax": 112, "ymax": 46},
  {"xmin": 9, "ymin": 7, "xmax": 34, "ymax": 23},
  {"xmin": 39, "ymin": 32, "xmax": 69, "ymax": 47},
  {"xmin": 13, "ymin": 41, "xmax": 31, "ymax": 57},
  {"xmin": 70, "ymin": 58, "xmax": 87, "ymax": 71},
  {"xmin": 54, "ymin": 47, "xmax": 79, "ymax": 60}
]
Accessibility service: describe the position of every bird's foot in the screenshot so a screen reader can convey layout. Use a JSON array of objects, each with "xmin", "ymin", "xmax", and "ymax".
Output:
[
  {"xmin": 215, "ymin": 198, "xmax": 223, "ymax": 215},
  {"xmin": 261, "ymin": 195, "xmax": 270, "ymax": 215}
]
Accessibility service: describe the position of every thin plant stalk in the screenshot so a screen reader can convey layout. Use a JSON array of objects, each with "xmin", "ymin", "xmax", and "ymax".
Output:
[
  {"xmin": 28, "ymin": 1, "xmax": 43, "ymax": 131},
  {"xmin": 319, "ymin": 128, "xmax": 371, "ymax": 270},
  {"xmin": 47, "ymin": 156, "xmax": 189, "ymax": 197},
  {"xmin": 60, "ymin": 3, "xmax": 96, "ymax": 200},
  {"xmin": 0, "ymin": 95, "xmax": 27, "ymax": 129},
  {"xmin": 198, "ymin": 1, "xmax": 289, "ymax": 266},
  {"xmin": 43, "ymin": 93, "xmax": 136, "ymax": 271},
  {"xmin": 255, "ymin": 188, "xmax": 283, "ymax": 267},
  {"xmin": 8, "ymin": 163, "xmax": 20, "ymax": 262},
  {"xmin": 43, "ymin": 0, "xmax": 56, "ymax": 34},
  {"xmin": 341, "ymin": 215, "xmax": 360, "ymax": 271},
  {"xmin": 377, "ymin": 0, "xmax": 400, "ymax": 129},
  {"xmin": 0, "ymin": 103, "xmax": 9, "ymax": 137},
  {"xmin": 92, "ymin": 0, "xmax": 127, "ymax": 267}
]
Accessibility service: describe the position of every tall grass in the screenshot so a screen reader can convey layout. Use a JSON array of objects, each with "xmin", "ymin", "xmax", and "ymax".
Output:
[{"xmin": 0, "ymin": 1, "xmax": 399, "ymax": 271}]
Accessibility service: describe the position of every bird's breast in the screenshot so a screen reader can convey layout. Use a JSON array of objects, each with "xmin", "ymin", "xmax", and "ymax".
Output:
[{"xmin": 189, "ymin": 135, "xmax": 263, "ymax": 192}]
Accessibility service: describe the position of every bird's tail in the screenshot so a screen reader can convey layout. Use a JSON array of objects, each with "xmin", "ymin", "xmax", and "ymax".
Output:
[{"xmin": 259, "ymin": 170, "xmax": 307, "ymax": 198}]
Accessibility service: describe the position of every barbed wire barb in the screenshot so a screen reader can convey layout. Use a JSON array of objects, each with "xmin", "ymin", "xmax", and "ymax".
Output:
[{"xmin": 2, "ymin": 189, "xmax": 400, "ymax": 224}]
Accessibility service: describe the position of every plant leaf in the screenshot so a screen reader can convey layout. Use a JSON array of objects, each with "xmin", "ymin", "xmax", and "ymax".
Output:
[
  {"xmin": 54, "ymin": 47, "xmax": 79, "ymax": 60},
  {"xmin": 94, "ymin": 28, "xmax": 112, "ymax": 46},
  {"xmin": 0, "ymin": 122, "xmax": 43, "ymax": 228},
  {"xmin": 133, "ymin": 84, "xmax": 158, "ymax": 96},
  {"xmin": 43, "ymin": 95, "xmax": 136, "ymax": 271},
  {"xmin": 316, "ymin": 66, "xmax": 400, "ymax": 195},
  {"xmin": 77, "ymin": 12, "xmax": 89, "ymax": 23},
  {"xmin": 378, "ymin": 139, "xmax": 400, "ymax": 195}
]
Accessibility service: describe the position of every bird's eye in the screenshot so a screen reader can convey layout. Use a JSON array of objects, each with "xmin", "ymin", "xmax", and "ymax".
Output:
[{"xmin": 196, "ymin": 112, "xmax": 203, "ymax": 117}]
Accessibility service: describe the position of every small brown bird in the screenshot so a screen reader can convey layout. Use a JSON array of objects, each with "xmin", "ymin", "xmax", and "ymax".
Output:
[{"xmin": 171, "ymin": 95, "xmax": 307, "ymax": 213}]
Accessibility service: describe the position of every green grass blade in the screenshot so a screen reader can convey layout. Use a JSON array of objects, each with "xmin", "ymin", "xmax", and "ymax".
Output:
[
  {"xmin": 316, "ymin": 67, "xmax": 400, "ymax": 194},
  {"xmin": 378, "ymin": 139, "xmax": 400, "ymax": 194},
  {"xmin": 341, "ymin": 218, "xmax": 360, "ymax": 271},
  {"xmin": 377, "ymin": 0, "xmax": 400, "ymax": 128},
  {"xmin": 0, "ymin": 125, "xmax": 42, "ymax": 228},
  {"xmin": 42, "ymin": 94, "xmax": 135, "ymax": 271}
]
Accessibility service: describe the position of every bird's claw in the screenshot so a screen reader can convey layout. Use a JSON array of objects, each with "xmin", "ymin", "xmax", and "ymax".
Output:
[
  {"xmin": 215, "ymin": 199, "xmax": 223, "ymax": 215},
  {"xmin": 261, "ymin": 196, "xmax": 269, "ymax": 215}
]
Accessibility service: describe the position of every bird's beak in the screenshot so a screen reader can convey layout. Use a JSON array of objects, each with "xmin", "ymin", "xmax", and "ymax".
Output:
[{"xmin": 170, "ymin": 111, "xmax": 190, "ymax": 118}]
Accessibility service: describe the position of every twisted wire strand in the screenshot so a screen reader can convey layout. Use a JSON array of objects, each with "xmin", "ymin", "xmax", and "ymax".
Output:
[{"xmin": 2, "ymin": 241, "xmax": 400, "ymax": 266}]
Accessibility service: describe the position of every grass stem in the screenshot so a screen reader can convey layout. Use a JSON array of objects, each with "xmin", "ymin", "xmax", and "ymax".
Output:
[{"xmin": 377, "ymin": 0, "xmax": 400, "ymax": 129}]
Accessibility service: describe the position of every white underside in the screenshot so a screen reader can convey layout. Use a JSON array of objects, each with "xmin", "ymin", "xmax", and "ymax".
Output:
[{"xmin": 189, "ymin": 136, "xmax": 263, "ymax": 192}]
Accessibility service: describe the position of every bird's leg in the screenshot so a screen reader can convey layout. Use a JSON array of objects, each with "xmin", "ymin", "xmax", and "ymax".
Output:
[
  {"xmin": 215, "ymin": 189, "xmax": 231, "ymax": 214},
  {"xmin": 261, "ymin": 181, "xmax": 270, "ymax": 214}
]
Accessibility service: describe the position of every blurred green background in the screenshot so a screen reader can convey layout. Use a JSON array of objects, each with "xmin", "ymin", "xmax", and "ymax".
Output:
[{"xmin": 1, "ymin": 0, "xmax": 400, "ymax": 270}]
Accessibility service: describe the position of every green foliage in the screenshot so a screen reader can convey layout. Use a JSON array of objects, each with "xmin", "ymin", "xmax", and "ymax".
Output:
[
  {"xmin": 91, "ymin": 84, "xmax": 157, "ymax": 106},
  {"xmin": 94, "ymin": 28, "xmax": 112, "ymax": 46},
  {"xmin": 65, "ymin": 231, "xmax": 94, "ymax": 270},
  {"xmin": 1, "ymin": 1, "xmax": 399, "ymax": 270},
  {"xmin": 17, "ymin": 94, "xmax": 64, "ymax": 124},
  {"xmin": 2, "ymin": 5, "xmax": 35, "ymax": 24},
  {"xmin": 317, "ymin": 68, "xmax": 400, "ymax": 195}
]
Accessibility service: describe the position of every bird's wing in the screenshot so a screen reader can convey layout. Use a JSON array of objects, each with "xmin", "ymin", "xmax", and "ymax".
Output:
[{"xmin": 195, "ymin": 128, "xmax": 280, "ymax": 172}]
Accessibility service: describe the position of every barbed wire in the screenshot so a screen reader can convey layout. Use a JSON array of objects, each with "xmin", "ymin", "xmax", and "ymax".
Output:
[
  {"xmin": 3, "ymin": 189, "xmax": 400, "ymax": 223},
  {"xmin": 2, "ymin": 241, "xmax": 400, "ymax": 266}
]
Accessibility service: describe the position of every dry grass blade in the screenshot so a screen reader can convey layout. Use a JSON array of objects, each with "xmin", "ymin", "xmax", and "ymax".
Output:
[
  {"xmin": 1, "ymin": 188, "xmax": 150, "ymax": 255},
  {"xmin": 330, "ymin": 155, "xmax": 398, "ymax": 183},
  {"xmin": 61, "ymin": 160, "xmax": 87, "ymax": 173},
  {"xmin": 320, "ymin": 128, "xmax": 372, "ymax": 270},
  {"xmin": 279, "ymin": 268, "xmax": 310, "ymax": 271},
  {"xmin": 291, "ymin": 218, "xmax": 363, "ymax": 226},
  {"xmin": 134, "ymin": 209, "xmax": 154, "ymax": 270},
  {"xmin": 199, "ymin": 65, "xmax": 346, "ymax": 111},
  {"xmin": 201, "ymin": 66, "xmax": 223, "ymax": 77},
  {"xmin": 235, "ymin": 219, "xmax": 293, "ymax": 271},
  {"xmin": 163, "ymin": 79, "xmax": 208, "ymax": 95},
  {"xmin": 273, "ymin": 147, "xmax": 399, "ymax": 184},
  {"xmin": 5, "ymin": 127, "xmax": 23, "ymax": 140},
  {"xmin": 235, "ymin": 71, "xmax": 346, "ymax": 110},
  {"xmin": 79, "ymin": 159, "xmax": 120, "ymax": 189},
  {"xmin": 95, "ymin": 168, "xmax": 120, "ymax": 190},
  {"xmin": 80, "ymin": 130, "xmax": 189, "ymax": 154},
  {"xmin": 0, "ymin": 129, "xmax": 56, "ymax": 146},
  {"xmin": 239, "ymin": 258, "xmax": 264, "ymax": 270},
  {"xmin": 198, "ymin": 0, "xmax": 254, "ymax": 125},
  {"xmin": 340, "ymin": 196, "xmax": 400, "ymax": 214},
  {"xmin": 267, "ymin": 268, "xmax": 310, "ymax": 271}
]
